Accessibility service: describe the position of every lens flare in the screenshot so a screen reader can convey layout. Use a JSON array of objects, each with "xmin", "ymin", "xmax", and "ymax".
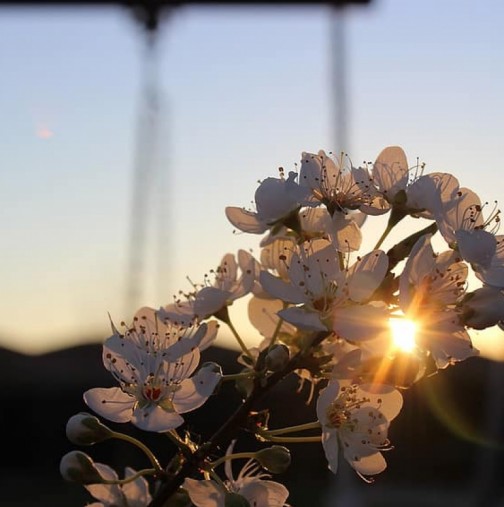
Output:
[{"xmin": 389, "ymin": 317, "xmax": 417, "ymax": 353}]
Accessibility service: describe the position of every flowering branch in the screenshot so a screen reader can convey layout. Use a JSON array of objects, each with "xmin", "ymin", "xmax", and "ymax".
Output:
[{"xmin": 61, "ymin": 145, "xmax": 504, "ymax": 507}]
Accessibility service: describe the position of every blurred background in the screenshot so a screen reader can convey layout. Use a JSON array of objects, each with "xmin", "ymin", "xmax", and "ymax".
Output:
[{"xmin": 1, "ymin": 0, "xmax": 504, "ymax": 505}]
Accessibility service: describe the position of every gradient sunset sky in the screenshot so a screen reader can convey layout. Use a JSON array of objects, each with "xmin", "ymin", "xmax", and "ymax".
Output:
[{"xmin": 1, "ymin": 0, "xmax": 504, "ymax": 359}]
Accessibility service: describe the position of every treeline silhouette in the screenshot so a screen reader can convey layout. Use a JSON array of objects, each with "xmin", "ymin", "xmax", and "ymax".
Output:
[{"xmin": 1, "ymin": 343, "xmax": 503, "ymax": 506}]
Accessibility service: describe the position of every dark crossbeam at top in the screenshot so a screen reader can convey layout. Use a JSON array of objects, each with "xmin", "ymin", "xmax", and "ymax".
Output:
[{"xmin": 0, "ymin": 0, "xmax": 373, "ymax": 31}]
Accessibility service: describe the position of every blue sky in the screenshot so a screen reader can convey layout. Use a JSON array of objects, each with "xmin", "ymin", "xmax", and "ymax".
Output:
[{"xmin": 1, "ymin": 0, "xmax": 504, "ymax": 359}]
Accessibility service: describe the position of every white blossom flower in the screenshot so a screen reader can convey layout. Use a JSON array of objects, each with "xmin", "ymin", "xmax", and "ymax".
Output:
[
  {"xmin": 398, "ymin": 234, "xmax": 478, "ymax": 368},
  {"xmin": 161, "ymin": 250, "xmax": 257, "ymax": 323},
  {"xmin": 299, "ymin": 150, "xmax": 385, "ymax": 217},
  {"xmin": 405, "ymin": 171, "xmax": 460, "ymax": 219},
  {"xmin": 110, "ymin": 306, "xmax": 217, "ymax": 357},
  {"xmin": 84, "ymin": 465, "xmax": 151, "ymax": 507},
  {"xmin": 365, "ymin": 147, "xmax": 456, "ymax": 221},
  {"xmin": 225, "ymin": 169, "xmax": 310, "ymax": 234},
  {"xmin": 259, "ymin": 240, "xmax": 390, "ymax": 342},
  {"xmin": 299, "ymin": 206, "xmax": 364, "ymax": 252},
  {"xmin": 259, "ymin": 239, "xmax": 341, "ymax": 331},
  {"xmin": 183, "ymin": 450, "xmax": 289, "ymax": 507},
  {"xmin": 83, "ymin": 310, "xmax": 222, "ymax": 432},
  {"xmin": 316, "ymin": 381, "xmax": 403, "ymax": 480},
  {"xmin": 329, "ymin": 251, "xmax": 390, "ymax": 343},
  {"xmin": 435, "ymin": 187, "xmax": 500, "ymax": 269}
]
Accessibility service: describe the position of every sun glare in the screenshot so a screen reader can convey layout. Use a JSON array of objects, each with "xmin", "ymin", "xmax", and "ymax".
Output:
[{"xmin": 390, "ymin": 317, "xmax": 417, "ymax": 353}]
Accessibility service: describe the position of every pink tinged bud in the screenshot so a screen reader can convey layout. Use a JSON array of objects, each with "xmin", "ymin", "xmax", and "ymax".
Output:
[
  {"xmin": 255, "ymin": 446, "xmax": 292, "ymax": 474},
  {"xmin": 59, "ymin": 451, "xmax": 104, "ymax": 484},
  {"xmin": 66, "ymin": 412, "xmax": 113, "ymax": 445}
]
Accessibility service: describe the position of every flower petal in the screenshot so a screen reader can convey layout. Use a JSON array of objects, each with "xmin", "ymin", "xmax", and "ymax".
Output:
[
  {"xmin": 131, "ymin": 403, "xmax": 184, "ymax": 432},
  {"xmin": 278, "ymin": 306, "xmax": 328, "ymax": 331},
  {"xmin": 372, "ymin": 146, "xmax": 409, "ymax": 198},
  {"xmin": 173, "ymin": 363, "xmax": 222, "ymax": 414},
  {"xmin": 259, "ymin": 271, "xmax": 306, "ymax": 304},
  {"xmin": 347, "ymin": 251, "xmax": 388, "ymax": 302},
  {"xmin": 332, "ymin": 304, "xmax": 389, "ymax": 342},
  {"xmin": 183, "ymin": 478, "xmax": 224, "ymax": 507},
  {"xmin": 225, "ymin": 206, "xmax": 267, "ymax": 234},
  {"xmin": 350, "ymin": 452, "xmax": 387, "ymax": 477},
  {"xmin": 240, "ymin": 480, "xmax": 290, "ymax": 507},
  {"xmin": 84, "ymin": 387, "xmax": 134, "ymax": 423}
]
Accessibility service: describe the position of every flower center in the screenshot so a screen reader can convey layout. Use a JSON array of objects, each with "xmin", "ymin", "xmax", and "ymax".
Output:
[{"xmin": 325, "ymin": 386, "xmax": 370, "ymax": 430}]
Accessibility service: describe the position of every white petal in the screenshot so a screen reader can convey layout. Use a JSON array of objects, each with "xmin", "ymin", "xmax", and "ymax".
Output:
[
  {"xmin": 162, "ymin": 328, "xmax": 205, "ymax": 362},
  {"xmin": 350, "ymin": 452, "xmax": 387, "ymax": 476},
  {"xmin": 173, "ymin": 363, "xmax": 222, "ymax": 414},
  {"xmin": 299, "ymin": 206, "xmax": 333, "ymax": 232},
  {"xmin": 316, "ymin": 381, "xmax": 340, "ymax": 422},
  {"xmin": 158, "ymin": 301, "xmax": 196, "ymax": 327},
  {"xmin": 278, "ymin": 306, "xmax": 328, "ymax": 331},
  {"xmin": 248, "ymin": 296, "xmax": 296, "ymax": 338},
  {"xmin": 347, "ymin": 251, "xmax": 388, "ymax": 302},
  {"xmin": 476, "ymin": 265, "xmax": 504, "ymax": 288},
  {"xmin": 259, "ymin": 271, "xmax": 306, "ymax": 304},
  {"xmin": 359, "ymin": 384, "xmax": 403, "ymax": 421},
  {"xmin": 332, "ymin": 304, "xmax": 389, "ymax": 342},
  {"xmin": 456, "ymin": 229, "xmax": 496, "ymax": 268},
  {"xmin": 372, "ymin": 146, "xmax": 409, "ymax": 197},
  {"xmin": 240, "ymin": 480, "xmax": 290, "ymax": 507},
  {"xmin": 321, "ymin": 428, "xmax": 340, "ymax": 474},
  {"xmin": 398, "ymin": 234, "xmax": 434, "ymax": 311},
  {"xmin": 255, "ymin": 175, "xmax": 303, "ymax": 223},
  {"xmin": 198, "ymin": 320, "xmax": 220, "ymax": 350},
  {"xmin": 194, "ymin": 287, "xmax": 230, "ymax": 319},
  {"xmin": 85, "ymin": 464, "xmax": 121, "ymax": 504},
  {"xmin": 183, "ymin": 478, "xmax": 224, "ymax": 507},
  {"xmin": 299, "ymin": 151, "xmax": 325, "ymax": 191},
  {"xmin": 407, "ymin": 172, "xmax": 459, "ymax": 218},
  {"xmin": 437, "ymin": 187, "xmax": 483, "ymax": 243},
  {"xmin": 84, "ymin": 387, "xmax": 134, "ymax": 423},
  {"xmin": 330, "ymin": 213, "xmax": 362, "ymax": 252},
  {"xmin": 122, "ymin": 467, "xmax": 152, "ymax": 505},
  {"xmin": 225, "ymin": 207, "xmax": 267, "ymax": 234},
  {"xmin": 131, "ymin": 404, "xmax": 184, "ymax": 432}
]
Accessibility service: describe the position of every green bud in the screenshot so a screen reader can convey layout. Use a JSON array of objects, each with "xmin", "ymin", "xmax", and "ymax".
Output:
[
  {"xmin": 265, "ymin": 344, "xmax": 290, "ymax": 372},
  {"xmin": 59, "ymin": 451, "xmax": 103, "ymax": 484},
  {"xmin": 255, "ymin": 445, "xmax": 291, "ymax": 474},
  {"xmin": 66, "ymin": 412, "xmax": 113, "ymax": 445},
  {"xmin": 224, "ymin": 492, "xmax": 251, "ymax": 507}
]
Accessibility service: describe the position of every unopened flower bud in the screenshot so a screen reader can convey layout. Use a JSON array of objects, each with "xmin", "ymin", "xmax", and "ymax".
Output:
[
  {"xmin": 66, "ymin": 412, "xmax": 113, "ymax": 445},
  {"xmin": 255, "ymin": 445, "xmax": 291, "ymax": 474},
  {"xmin": 265, "ymin": 344, "xmax": 290, "ymax": 372},
  {"xmin": 224, "ymin": 492, "xmax": 251, "ymax": 507},
  {"xmin": 59, "ymin": 451, "xmax": 103, "ymax": 484}
]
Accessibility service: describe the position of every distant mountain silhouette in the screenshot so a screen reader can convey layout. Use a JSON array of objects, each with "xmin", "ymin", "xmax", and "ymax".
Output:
[{"xmin": 1, "ymin": 343, "xmax": 504, "ymax": 506}]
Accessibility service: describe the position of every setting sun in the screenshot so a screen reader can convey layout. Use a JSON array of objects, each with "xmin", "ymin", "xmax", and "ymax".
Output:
[{"xmin": 390, "ymin": 317, "xmax": 417, "ymax": 353}]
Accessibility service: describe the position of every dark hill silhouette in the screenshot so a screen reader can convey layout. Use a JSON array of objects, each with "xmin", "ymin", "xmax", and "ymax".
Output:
[{"xmin": 1, "ymin": 343, "xmax": 504, "ymax": 506}]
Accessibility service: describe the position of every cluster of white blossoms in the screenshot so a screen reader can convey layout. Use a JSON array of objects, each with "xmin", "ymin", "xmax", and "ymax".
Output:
[{"xmin": 61, "ymin": 146, "xmax": 504, "ymax": 507}]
